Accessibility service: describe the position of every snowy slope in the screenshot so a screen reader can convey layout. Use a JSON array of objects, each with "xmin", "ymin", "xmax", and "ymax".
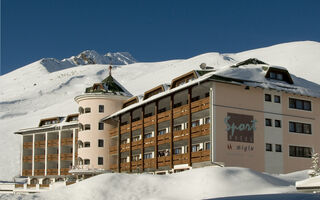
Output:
[
  {"xmin": 0, "ymin": 167, "xmax": 312, "ymax": 200},
  {"xmin": 0, "ymin": 41, "xmax": 320, "ymax": 181}
]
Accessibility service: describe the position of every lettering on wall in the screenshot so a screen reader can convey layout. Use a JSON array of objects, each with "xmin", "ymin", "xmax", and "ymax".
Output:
[{"xmin": 224, "ymin": 113, "xmax": 257, "ymax": 143}]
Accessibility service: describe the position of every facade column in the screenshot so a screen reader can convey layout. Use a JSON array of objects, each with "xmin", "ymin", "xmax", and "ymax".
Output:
[
  {"xmin": 188, "ymin": 87, "xmax": 192, "ymax": 166},
  {"xmin": 169, "ymin": 94, "xmax": 174, "ymax": 169},
  {"xmin": 72, "ymin": 129, "xmax": 76, "ymax": 167},
  {"xmin": 117, "ymin": 115, "xmax": 121, "ymax": 173},
  {"xmin": 154, "ymin": 101, "xmax": 158, "ymax": 170},
  {"xmin": 58, "ymin": 131, "xmax": 61, "ymax": 176},
  {"xmin": 32, "ymin": 134, "xmax": 35, "ymax": 176},
  {"xmin": 129, "ymin": 111, "xmax": 132, "ymax": 173},
  {"xmin": 45, "ymin": 132, "xmax": 48, "ymax": 176},
  {"xmin": 141, "ymin": 106, "xmax": 145, "ymax": 172}
]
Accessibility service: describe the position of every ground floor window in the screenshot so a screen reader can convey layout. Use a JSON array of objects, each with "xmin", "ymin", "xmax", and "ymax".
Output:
[
  {"xmin": 289, "ymin": 145, "xmax": 312, "ymax": 158},
  {"xmin": 84, "ymin": 159, "xmax": 90, "ymax": 165},
  {"xmin": 205, "ymin": 142, "xmax": 211, "ymax": 150},
  {"xmin": 266, "ymin": 143, "xmax": 272, "ymax": 152},
  {"xmin": 275, "ymin": 144, "xmax": 282, "ymax": 152},
  {"xmin": 98, "ymin": 157, "xmax": 103, "ymax": 165}
]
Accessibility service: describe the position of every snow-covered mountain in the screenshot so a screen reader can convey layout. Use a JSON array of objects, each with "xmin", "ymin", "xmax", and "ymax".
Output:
[{"xmin": 0, "ymin": 41, "xmax": 320, "ymax": 181}]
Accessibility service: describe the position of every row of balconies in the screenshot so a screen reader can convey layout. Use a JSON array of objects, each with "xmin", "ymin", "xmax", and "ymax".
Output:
[
  {"xmin": 110, "ymin": 124, "xmax": 210, "ymax": 154},
  {"xmin": 23, "ymin": 153, "xmax": 76, "ymax": 163},
  {"xmin": 23, "ymin": 137, "xmax": 76, "ymax": 149},
  {"xmin": 22, "ymin": 168, "xmax": 71, "ymax": 176},
  {"xmin": 109, "ymin": 97, "xmax": 209, "ymax": 137},
  {"xmin": 111, "ymin": 150, "xmax": 210, "ymax": 171}
]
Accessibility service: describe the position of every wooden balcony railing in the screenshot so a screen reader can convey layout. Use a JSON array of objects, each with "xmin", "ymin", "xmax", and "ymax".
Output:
[
  {"xmin": 15, "ymin": 184, "xmax": 24, "ymax": 188},
  {"xmin": 61, "ymin": 153, "xmax": 73, "ymax": 161},
  {"xmin": 120, "ymin": 162, "xmax": 130, "ymax": 171},
  {"xmin": 110, "ymin": 163, "xmax": 118, "ymax": 170},
  {"xmin": 120, "ymin": 143, "xmax": 130, "ymax": 152},
  {"xmin": 61, "ymin": 138, "xmax": 73, "ymax": 146},
  {"xmin": 109, "ymin": 128, "xmax": 118, "ymax": 137},
  {"xmin": 191, "ymin": 150, "xmax": 210, "ymax": 163},
  {"xmin": 132, "ymin": 140, "xmax": 142, "ymax": 150},
  {"xmin": 47, "ymin": 139, "xmax": 58, "ymax": 147},
  {"xmin": 132, "ymin": 120, "xmax": 142, "ymax": 131},
  {"xmin": 22, "ymin": 169, "xmax": 32, "ymax": 176},
  {"xmin": 144, "ymin": 158, "xmax": 155, "ymax": 169},
  {"xmin": 27, "ymin": 184, "xmax": 36, "ymax": 188},
  {"xmin": 157, "ymin": 156, "xmax": 170, "ymax": 167},
  {"xmin": 144, "ymin": 115, "xmax": 156, "ymax": 127},
  {"xmin": 47, "ymin": 154, "xmax": 58, "ymax": 161},
  {"xmin": 40, "ymin": 184, "xmax": 50, "ymax": 188},
  {"xmin": 109, "ymin": 146, "xmax": 118, "ymax": 154},
  {"xmin": 47, "ymin": 169, "xmax": 58, "ymax": 175},
  {"xmin": 60, "ymin": 168, "xmax": 70, "ymax": 175},
  {"xmin": 158, "ymin": 133, "xmax": 170, "ymax": 145},
  {"xmin": 23, "ymin": 142, "xmax": 32, "ymax": 149},
  {"xmin": 23, "ymin": 155, "xmax": 32, "ymax": 163},
  {"xmin": 35, "ymin": 141, "xmax": 45, "ymax": 148},
  {"xmin": 173, "ymin": 153, "xmax": 188, "ymax": 165},
  {"xmin": 144, "ymin": 137, "xmax": 155, "ymax": 147},
  {"xmin": 34, "ymin": 169, "xmax": 45, "ymax": 176},
  {"xmin": 191, "ymin": 124, "xmax": 210, "ymax": 138},
  {"xmin": 34, "ymin": 155, "xmax": 45, "ymax": 162},
  {"xmin": 191, "ymin": 97, "xmax": 209, "ymax": 113},
  {"xmin": 173, "ymin": 129, "xmax": 189, "ymax": 141},
  {"xmin": 120, "ymin": 124, "xmax": 130, "ymax": 133},
  {"xmin": 131, "ymin": 160, "xmax": 142, "ymax": 170},
  {"xmin": 157, "ymin": 110, "xmax": 171, "ymax": 123},
  {"xmin": 173, "ymin": 105, "xmax": 189, "ymax": 119}
]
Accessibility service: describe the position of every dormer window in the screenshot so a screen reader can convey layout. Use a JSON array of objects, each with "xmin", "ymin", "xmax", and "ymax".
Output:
[{"xmin": 265, "ymin": 67, "xmax": 293, "ymax": 84}]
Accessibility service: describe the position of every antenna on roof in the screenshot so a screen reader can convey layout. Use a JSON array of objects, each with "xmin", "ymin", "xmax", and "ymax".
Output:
[{"xmin": 109, "ymin": 65, "xmax": 112, "ymax": 76}]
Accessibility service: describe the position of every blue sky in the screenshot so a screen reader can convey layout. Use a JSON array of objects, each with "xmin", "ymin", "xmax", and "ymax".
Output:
[{"xmin": 1, "ymin": 0, "xmax": 320, "ymax": 75}]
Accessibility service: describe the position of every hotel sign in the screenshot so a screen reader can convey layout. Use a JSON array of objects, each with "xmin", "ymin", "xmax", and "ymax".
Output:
[{"xmin": 224, "ymin": 113, "xmax": 256, "ymax": 143}]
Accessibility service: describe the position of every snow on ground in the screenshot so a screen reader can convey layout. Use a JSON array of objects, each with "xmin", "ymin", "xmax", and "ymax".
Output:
[
  {"xmin": 0, "ymin": 167, "xmax": 315, "ymax": 200},
  {"xmin": 0, "ymin": 41, "xmax": 320, "ymax": 181}
]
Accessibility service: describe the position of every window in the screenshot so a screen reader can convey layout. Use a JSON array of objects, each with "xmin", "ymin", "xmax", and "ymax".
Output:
[
  {"xmin": 133, "ymin": 135, "xmax": 140, "ymax": 141},
  {"xmin": 205, "ymin": 142, "xmax": 211, "ymax": 150},
  {"xmin": 79, "ymin": 107, "xmax": 84, "ymax": 114},
  {"xmin": 289, "ymin": 121, "xmax": 312, "ymax": 134},
  {"xmin": 158, "ymin": 129, "xmax": 166, "ymax": 135},
  {"xmin": 265, "ymin": 94, "xmax": 272, "ymax": 102},
  {"xmin": 275, "ymin": 120, "xmax": 281, "ymax": 128},
  {"xmin": 144, "ymin": 132, "xmax": 153, "ymax": 139},
  {"xmin": 270, "ymin": 72, "xmax": 276, "ymax": 79},
  {"xmin": 84, "ymin": 107, "xmax": 91, "ymax": 113},
  {"xmin": 120, "ymin": 158, "xmax": 127, "ymax": 163},
  {"xmin": 289, "ymin": 98, "xmax": 311, "ymax": 111},
  {"xmin": 265, "ymin": 118, "xmax": 272, "ymax": 127},
  {"xmin": 84, "ymin": 142, "xmax": 90, "ymax": 147},
  {"xmin": 84, "ymin": 124, "xmax": 91, "ymax": 130},
  {"xmin": 98, "ymin": 139, "xmax": 104, "ymax": 147},
  {"xmin": 276, "ymin": 73, "xmax": 283, "ymax": 81},
  {"xmin": 269, "ymin": 71, "xmax": 284, "ymax": 81},
  {"xmin": 144, "ymin": 152, "xmax": 153, "ymax": 159},
  {"xmin": 174, "ymin": 125, "xmax": 182, "ymax": 131},
  {"xmin": 84, "ymin": 159, "xmax": 90, "ymax": 165},
  {"xmin": 174, "ymin": 147, "xmax": 182, "ymax": 155},
  {"xmin": 266, "ymin": 143, "xmax": 272, "ymax": 152},
  {"xmin": 289, "ymin": 145, "xmax": 312, "ymax": 158},
  {"xmin": 275, "ymin": 144, "xmax": 282, "ymax": 152},
  {"xmin": 99, "ymin": 105, "xmax": 104, "ymax": 113},
  {"xmin": 191, "ymin": 120, "xmax": 200, "ymax": 128},
  {"xmin": 204, "ymin": 117, "xmax": 210, "ymax": 124},
  {"xmin": 192, "ymin": 144, "xmax": 201, "ymax": 152},
  {"xmin": 132, "ymin": 154, "xmax": 140, "ymax": 161},
  {"xmin": 98, "ymin": 122, "xmax": 104, "ymax": 130},
  {"xmin": 274, "ymin": 95, "xmax": 281, "ymax": 103},
  {"xmin": 98, "ymin": 157, "xmax": 103, "ymax": 165}
]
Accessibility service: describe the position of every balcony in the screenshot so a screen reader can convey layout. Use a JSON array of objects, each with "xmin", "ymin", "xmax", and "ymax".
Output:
[
  {"xmin": 144, "ymin": 137, "xmax": 155, "ymax": 147},
  {"xmin": 173, "ymin": 129, "xmax": 189, "ymax": 141},
  {"xmin": 47, "ymin": 154, "xmax": 58, "ymax": 161},
  {"xmin": 120, "ymin": 162, "xmax": 130, "ymax": 171},
  {"xmin": 35, "ymin": 141, "xmax": 45, "ymax": 148},
  {"xmin": 132, "ymin": 140, "xmax": 142, "ymax": 150},
  {"xmin": 40, "ymin": 184, "xmax": 50, "ymax": 188},
  {"xmin": 173, "ymin": 153, "xmax": 188, "ymax": 165},
  {"xmin": 61, "ymin": 153, "xmax": 73, "ymax": 161},
  {"xmin": 191, "ymin": 150, "xmax": 210, "ymax": 163},
  {"xmin": 157, "ymin": 110, "xmax": 171, "ymax": 123},
  {"xmin": 61, "ymin": 138, "xmax": 73, "ymax": 146},
  {"xmin": 110, "ymin": 163, "xmax": 118, "ymax": 170},
  {"xmin": 47, "ymin": 139, "xmax": 58, "ymax": 147},
  {"xmin": 109, "ymin": 128, "xmax": 118, "ymax": 137},
  {"xmin": 144, "ymin": 158, "xmax": 155, "ymax": 169},
  {"xmin": 173, "ymin": 105, "xmax": 189, "ymax": 119},
  {"xmin": 34, "ymin": 169, "xmax": 45, "ymax": 176},
  {"xmin": 23, "ymin": 142, "xmax": 32, "ymax": 149},
  {"xmin": 120, "ymin": 143, "xmax": 130, "ymax": 152},
  {"xmin": 158, "ymin": 156, "xmax": 170, "ymax": 167},
  {"xmin": 60, "ymin": 168, "xmax": 70, "ymax": 175},
  {"xmin": 132, "ymin": 120, "xmax": 142, "ymax": 131},
  {"xmin": 131, "ymin": 160, "xmax": 142, "ymax": 170},
  {"xmin": 158, "ymin": 133, "xmax": 170, "ymax": 145},
  {"xmin": 23, "ymin": 155, "xmax": 32, "ymax": 163},
  {"xmin": 120, "ymin": 124, "xmax": 130, "ymax": 133},
  {"xmin": 191, "ymin": 124, "xmax": 210, "ymax": 138},
  {"xmin": 144, "ymin": 115, "xmax": 155, "ymax": 127},
  {"xmin": 191, "ymin": 97, "xmax": 209, "ymax": 113},
  {"xmin": 109, "ymin": 146, "xmax": 118, "ymax": 154},
  {"xmin": 22, "ymin": 169, "xmax": 32, "ymax": 176},
  {"xmin": 47, "ymin": 168, "xmax": 58, "ymax": 175},
  {"xmin": 34, "ymin": 155, "xmax": 45, "ymax": 162}
]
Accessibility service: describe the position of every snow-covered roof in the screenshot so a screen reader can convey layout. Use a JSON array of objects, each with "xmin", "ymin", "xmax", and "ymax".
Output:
[{"xmin": 102, "ymin": 58, "xmax": 320, "ymax": 121}]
